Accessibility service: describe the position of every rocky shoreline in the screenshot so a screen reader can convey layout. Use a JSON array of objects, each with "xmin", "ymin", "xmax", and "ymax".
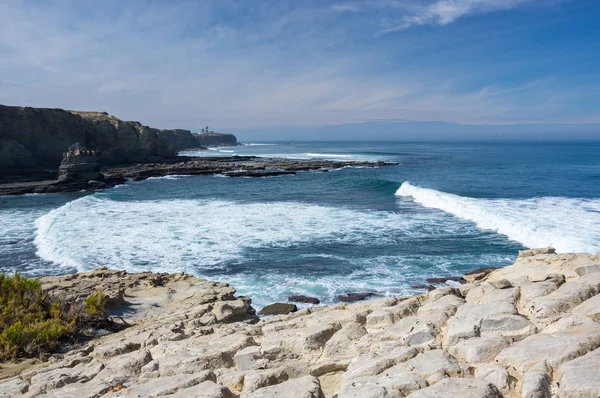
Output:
[
  {"xmin": 0, "ymin": 156, "xmax": 393, "ymax": 196},
  {"xmin": 1, "ymin": 248, "xmax": 599, "ymax": 397}
]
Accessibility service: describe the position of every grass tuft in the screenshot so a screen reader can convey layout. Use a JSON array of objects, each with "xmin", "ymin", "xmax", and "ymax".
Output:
[{"xmin": 0, "ymin": 272, "xmax": 107, "ymax": 361}]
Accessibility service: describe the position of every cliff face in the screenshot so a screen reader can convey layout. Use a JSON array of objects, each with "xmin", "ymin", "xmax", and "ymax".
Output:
[
  {"xmin": 0, "ymin": 105, "xmax": 175, "ymax": 170},
  {"xmin": 158, "ymin": 129, "xmax": 238, "ymax": 151},
  {"xmin": 194, "ymin": 132, "xmax": 237, "ymax": 147}
]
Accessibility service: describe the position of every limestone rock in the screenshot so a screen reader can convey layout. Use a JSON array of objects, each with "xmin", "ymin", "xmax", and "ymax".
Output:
[
  {"xmin": 557, "ymin": 348, "xmax": 600, "ymax": 398},
  {"xmin": 130, "ymin": 371, "xmax": 216, "ymax": 397},
  {"xmin": 521, "ymin": 362, "xmax": 552, "ymax": 398},
  {"xmin": 170, "ymin": 380, "xmax": 235, "ymax": 398},
  {"xmin": 448, "ymin": 336, "xmax": 510, "ymax": 364},
  {"xmin": 338, "ymin": 364, "xmax": 428, "ymax": 398},
  {"xmin": 3, "ymin": 250, "xmax": 600, "ymax": 398},
  {"xmin": 495, "ymin": 332, "xmax": 600, "ymax": 374},
  {"xmin": 404, "ymin": 350, "xmax": 470, "ymax": 384},
  {"xmin": 407, "ymin": 377, "xmax": 501, "ymax": 398},
  {"xmin": 474, "ymin": 364, "xmax": 511, "ymax": 392},
  {"xmin": 246, "ymin": 376, "xmax": 325, "ymax": 398}
]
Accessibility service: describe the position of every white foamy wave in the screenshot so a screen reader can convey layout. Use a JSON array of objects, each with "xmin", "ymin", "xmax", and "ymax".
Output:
[
  {"xmin": 211, "ymin": 252, "xmax": 511, "ymax": 308},
  {"xmin": 396, "ymin": 182, "xmax": 600, "ymax": 253},
  {"xmin": 305, "ymin": 153, "xmax": 354, "ymax": 158},
  {"xmin": 33, "ymin": 196, "xmax": 466, "ymax": 273},
  {"xmin": 146, "ymin": 175, "xmax": 191, "ymax": 180},
  {"xmin": 220, "ymin": 150, "xmax": 235, "ymax": 153}
]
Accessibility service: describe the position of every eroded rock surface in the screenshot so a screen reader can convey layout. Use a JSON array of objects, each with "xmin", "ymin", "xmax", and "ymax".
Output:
[{"xmin": 2, "ymin": 249, "xmax": 600, "ymax": 397}]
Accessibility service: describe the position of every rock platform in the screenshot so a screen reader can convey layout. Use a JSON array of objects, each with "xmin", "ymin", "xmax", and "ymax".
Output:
[
  {"xmin": 0, "ymin": 156, "xmax": 394, "ymax": 196},
  {"xmin": 2, "ymin": 248, "xmax": 600, "ymax": 397}
]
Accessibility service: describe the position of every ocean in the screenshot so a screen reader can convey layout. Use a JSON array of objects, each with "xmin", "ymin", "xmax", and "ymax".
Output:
[{"xmin": 1, "ymin": 141, "xmax": 599, "ymax": 309}]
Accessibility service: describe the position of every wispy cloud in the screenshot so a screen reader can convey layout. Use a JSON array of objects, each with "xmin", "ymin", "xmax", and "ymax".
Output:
[
  {"xmin": 380, "ymin": 0, "xmax": 534, "ymax": 33},
  {"xmin": 0, "ymin": 0, "xmax": 597, "ymax": 130},
  {"xmin": 330, "ymin": 3, "xmax": 362, "ymax": 13}
]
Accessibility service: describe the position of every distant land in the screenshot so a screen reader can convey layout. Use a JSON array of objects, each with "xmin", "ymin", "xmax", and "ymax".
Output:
[
  {"xmin": 0, "ymin": 104, "xmax": 236, "ymax": 178},
  {"xmin": 227, "ymin": 120, "xmax": 600, "ymax": 142}
]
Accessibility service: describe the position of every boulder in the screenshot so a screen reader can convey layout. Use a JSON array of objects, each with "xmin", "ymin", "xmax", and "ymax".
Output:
[
  {"xmin": 336, "ymin": 292, "xmax": 377, "ymax": 302},
  {"xmin": 259, "ymin": 303, "xmax": 298, "ymax": 316},
  {"xmin": 425, "ymin": 276, "xmax": 466, "ymax": 285},
  {"xmin": 288, "ymin": 295, "xmax": 321, "ymax": 305}
]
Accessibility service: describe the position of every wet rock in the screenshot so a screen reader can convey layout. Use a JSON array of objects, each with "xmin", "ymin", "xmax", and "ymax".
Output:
[
  {"xmin": 464, "ymin": 267, "xmax": 500, "ymax": 283},
  {"xmin": 288, "ymin": 295, "xmax": 321, "ymax": 305},
  {"xmin": 335, "ymin": 292, "xmax": 377, "ymax": 302},
  {"xmin": 426, "ymin": 276, "xmax": 466, "ymax": 284},
  {"xmin": 259, "ymin": 303, "xmax": 298, "ymax": 316},
  {"xmin": 411, "ymin": 283, "xmax": 437, "ymax": 291}
]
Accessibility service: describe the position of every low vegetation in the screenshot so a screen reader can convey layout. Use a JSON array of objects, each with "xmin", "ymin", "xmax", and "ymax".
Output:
[
  {"xmin": 0, "ymin": 272, "xmax": 108, "ymax": 361},
  {"xmin": 84, "ymin": 289, "xmax": 107, "ymax": 318}
]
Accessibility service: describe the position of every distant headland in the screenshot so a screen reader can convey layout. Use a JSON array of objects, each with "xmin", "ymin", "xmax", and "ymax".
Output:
[{"xmin": 0, "ymin": 105, "xmax": 237, "ymax": 181}]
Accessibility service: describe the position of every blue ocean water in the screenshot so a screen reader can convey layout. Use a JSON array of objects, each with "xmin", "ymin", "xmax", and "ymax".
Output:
[{"xmin": 1, "ymin": 141, "xmax": 600, "ymax": 308}]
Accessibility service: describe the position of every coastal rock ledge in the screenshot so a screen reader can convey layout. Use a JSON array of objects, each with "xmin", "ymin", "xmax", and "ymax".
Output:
[{"xmin": 2, "ymin": 249, "xmax": 600, "ymax": 397}]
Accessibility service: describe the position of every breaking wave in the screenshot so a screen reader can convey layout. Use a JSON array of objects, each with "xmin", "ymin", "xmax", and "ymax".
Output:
[{"xmin": 396, "ymin": 182, "xmax": 600, "ymax": 253}]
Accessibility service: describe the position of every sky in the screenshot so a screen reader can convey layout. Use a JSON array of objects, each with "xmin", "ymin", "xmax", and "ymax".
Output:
[{"xmin": 1, "ymin": 0, "xmax": 599, "ymax": 140}]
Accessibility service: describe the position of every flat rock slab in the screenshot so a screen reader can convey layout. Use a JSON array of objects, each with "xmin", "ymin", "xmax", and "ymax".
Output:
[
  {"xmin": 407, "ymin": 377, "xmax": 502, "ymax": 398},
  {"xmin": 558, "ymin": 348, "xmax": 600, "ymax": 398},
  {"xmin": 246, "ymin": 376, "xmax": 325, "ymax": 398}
]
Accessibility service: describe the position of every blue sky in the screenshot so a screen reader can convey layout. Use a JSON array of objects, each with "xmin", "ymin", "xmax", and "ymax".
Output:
[{"xmin": 1, "ymin": 0, "xmax": 599, "ymax": 136}]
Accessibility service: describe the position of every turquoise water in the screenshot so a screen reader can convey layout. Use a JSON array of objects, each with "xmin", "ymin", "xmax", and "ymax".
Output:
[{"xmin": 2, "ymin": 141, "xmax": 600, "ymax": 308}]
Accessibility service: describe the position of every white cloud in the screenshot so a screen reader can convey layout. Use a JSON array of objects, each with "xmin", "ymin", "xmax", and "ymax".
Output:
[
  {"xmin": 381, "ymin": 0, "xmax": 533, "ymax": 32},
  {"xmin": 0, "ymin": 1, "xmax": 595, "ymax": 129}
]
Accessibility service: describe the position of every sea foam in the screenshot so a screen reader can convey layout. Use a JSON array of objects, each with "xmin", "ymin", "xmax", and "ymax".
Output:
[
  {"xmin": 396, "ymin": 182, "xmax": 600, "ymax": 253},
  {"xmin": 34, "ymin": 196, "xmax": 453, "ymax": 273}
]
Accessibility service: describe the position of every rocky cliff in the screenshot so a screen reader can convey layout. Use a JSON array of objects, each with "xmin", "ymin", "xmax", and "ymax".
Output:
[
  {"xmin": 2, "ymin": 248, "xmax": 600, "ymax": 397},
  {"xmin": 0, "ymin": 105, "xmax": 175, "ymax": 172},
  {"xmin": 159, "ymin": 129, "xmax": 238, "ymax": 151}
]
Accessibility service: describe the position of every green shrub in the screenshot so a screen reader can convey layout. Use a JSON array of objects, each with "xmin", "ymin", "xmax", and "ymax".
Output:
[
  {"xmin": 84, "ymin": 289, "xmax": 106, "ymax": 318},
  {"xmin": 0, "ymin": 272, "xmax": 109, "ymax": 361}
]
